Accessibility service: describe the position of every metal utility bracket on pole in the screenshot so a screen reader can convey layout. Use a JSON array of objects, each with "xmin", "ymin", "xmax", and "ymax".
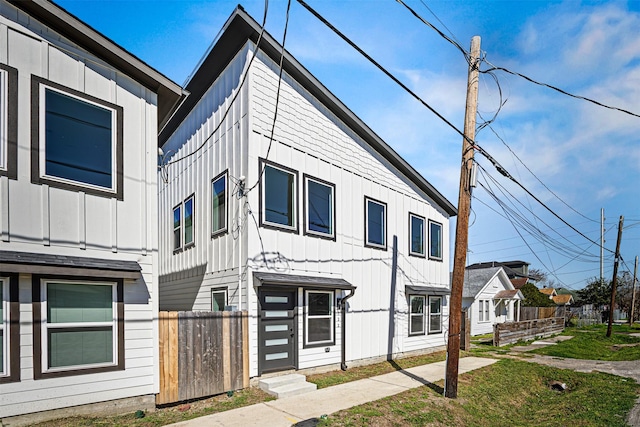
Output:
[{"xmin": 445, "ymin": 35, "xmax": 480, "ymax": 399}]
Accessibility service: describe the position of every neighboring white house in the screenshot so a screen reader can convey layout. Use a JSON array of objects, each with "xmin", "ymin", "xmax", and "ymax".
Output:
[
  {"xmin": 158, "ymin": 7, "xmax": 457, "ymax": 377},
  {"xmin": 0, "ymin": 0, "xmax": 183, "ymax": 422},
  {"xmin": 461, "ymin": 267, "xmax": 523, "ymax": 336}
]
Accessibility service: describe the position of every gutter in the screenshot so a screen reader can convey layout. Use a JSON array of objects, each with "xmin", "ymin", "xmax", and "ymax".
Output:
[{"xmin": 340, "ymin": 288, "xmax": 356, "ymax": 371}]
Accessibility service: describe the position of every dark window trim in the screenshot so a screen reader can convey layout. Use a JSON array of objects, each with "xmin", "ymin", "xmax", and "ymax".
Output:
[
  {"xmin": 0, "ymin": 64, "xmax": 18, "ymax": 180},
  {"xmin": 172, "ymin": 203, "xmax": 182, "ymax": 254},
  {"xmin": 211, "ymin": 170, "xmax": 229, "ymax": 237},
  {"xmin": 30, "ymin": 76, "xmax": 124, "ymax": 200},
  {"xmin": 183, "ymin": 193, "xmax": 195, "ymax": 249},
  {"xmin": 303, "ymin": 174, "xmax": 336, "ymax": 241},
  {"xmin": 408, "ymin": 212, "xmax": 426, "ymax": 258},
  {"xmin": 32, "ymin": 275, "xmax": 125, "ymax": 380},
  {"xmin": 428, "ymin": 219, "xmax": 443, "ymax": 261},
  {"xmin": 364, "ymin": 196, "xmax": 387, "ymax": 250},
  {"xmin": 427, "ymin": 295, "xmax": 443, "ymax": 335},
  {"xmin": 0, "ymin": 273, "xmax": 19, "ymax": 383},
  {"xmin": 303, "ymin": 289, "xmax": 336, "ymax": 348},
  {"xmin": 258, "ymin": 158, "xmax": 299, "ymax": 234},
  {"xmin": 408, "ymin": 294, "xmax": 425, "ymax": 336}
]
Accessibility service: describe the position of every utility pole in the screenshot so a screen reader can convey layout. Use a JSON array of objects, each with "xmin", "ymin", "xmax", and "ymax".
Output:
[
  {"xmin": 606, "ymin": 215, "xmax": 624, "ymax": 337},
  {"xmin": 601, "ymin": 208, "xmax": 605, "ymax": 282},
  {"xmin": 629, "ymin": 256, "xmax": 638, "ymax": 326},
  {"xmin": 445, "ymin": 35, "xmax": 480, "ymax": 399}
]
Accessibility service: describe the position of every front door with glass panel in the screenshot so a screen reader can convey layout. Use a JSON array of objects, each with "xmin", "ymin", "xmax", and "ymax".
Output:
[{"xmin": 258, "ymin": 288, "xmax": 296, "ymax": 374}]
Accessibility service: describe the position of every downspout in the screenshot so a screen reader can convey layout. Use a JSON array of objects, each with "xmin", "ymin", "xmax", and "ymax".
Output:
[{"xmin": 340, "ymin": 288, "xmax": 355, "ymax": 371}]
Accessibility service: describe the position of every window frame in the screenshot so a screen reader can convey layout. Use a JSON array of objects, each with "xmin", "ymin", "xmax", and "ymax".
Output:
[
  {"xmin": 0, "ymin": 64, "xmax": 17, "ymax": 180},
  {"xmin": 259, "ymin": 159, "xmax": 299, "ymax": 233},
  {"xmin": 428, "ymin": 220, "xmax": 443, "ymax": 261},
  {"xmin": 427, "ymin": 296, "xmax": 443, "ymax": 334},
  {"xmin": 408, "ymin": 213, "xmax": 426, "ymax": 257},
  {"xmin": 303, "ymin": 174, "xmax": 336, "ymax": 240},
  {"xmin": 364, "ymin": 196, "xmax": 387, "ymax": 250},
  {"xmin": 211, "ymin": 288, "xmax": 228, "ymax": 312},
  {"xmin": 478, "ymin": 299, "xmax": 490, "ymax": 323},
  {"xmin": 408, "ymin": 294, "xmax": 426, "ymax": 336},
  {"xmin": 173, "ymin": 203, "xmax": 182, "ymax": 252},
  {"xmin": 31, "ymin": 76, "xmax": 123, "ymax": 200},
  {"xmin": 183, "ymin": 194, "xmax": 195, "ymax": 248},
  {"xmin": 0, "ymin": 274, "xmax": 19, "ymax": 384},
  {"xmin": 32, "ymin": 276, "xmax": 124, "ymax": 379},
  {"xmin": 304, "ymin": 290, "xmax": 335, "ymax": 348},
  {"xmin": 211, "ymin": 170, "xmax": 228, "ymax": 237}
]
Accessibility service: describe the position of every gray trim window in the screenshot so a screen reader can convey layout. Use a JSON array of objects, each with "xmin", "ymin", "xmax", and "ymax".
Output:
[
  {"xmin": 0, "ymin": 64, "xmax": 17, "ymax": 180},
  {"xmin": 173, "ymin": 195, "xmax": 195, "ymax": 252},
  {"xmin": 260, "ymin": 159, "xmax": 298, "ymax": 232},
  {"xmin": 33, "ymin": 277, "xmax": 125, "ymax": 378},
  {"xmin": 409, "ymin": 213, "xmax": 425, "ymax": 257},
  {"xmin": 31, "ymin": 76, "xmax": 123, "ymax": 199},
  {"xmin": 479, "ymin": 299, "xmax": 490, "ymax": 322},
  {"xmin": 428, "ymin": 296, "xmax": 442, "ymax": 334},
  {"xmin": 429, "ymin": 220, "xmax": 443, "ymax": 261},
  {"xmin": 304, "ymin": 175, "xmax": 335, "ymax": 239},
  {"xmin": 365, "ymin": 197, "xmax": 386, "ymax": 250},
  {"xmin": 0, "ymin": 274, "xmax": 18, "ymax": 383},
  {"xmin": 211, "ymin": 171, "xmax": 228, "ymax": 236},
  {"xmin": 173, "ymin": 204, "xmax": 181, "ymax": 251},
  {"xmin": 212, "ymin": 288, "xmax": 228, "ymax": 312},
  {"xmin": 409, "ymin": 295, "xmax": 425, "ymax": 336},
  {"xmin": 305, "ymin": 290, "xmax": 334, "ymax": 346},
  {"xmin": 184, "ymin": 195, "xmax": 194, "ymax": 247}
]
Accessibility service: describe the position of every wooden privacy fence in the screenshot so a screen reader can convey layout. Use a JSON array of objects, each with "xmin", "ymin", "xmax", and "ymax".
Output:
[
  {"xmin": 157, "ymin": 311, "xmax": 249, "ymax": 405},
  {"xmin": 519, "ymin": 306, "xmax": 566, "ymax": 321},
  {"xmin": 493, "ymin": 317, "xmax": 564, "ymax": 347}
]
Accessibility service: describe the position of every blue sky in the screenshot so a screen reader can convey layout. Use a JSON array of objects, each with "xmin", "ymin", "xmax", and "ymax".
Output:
[{"xmin": 57, "ymin": 0, "xmax": 640, "ymax": 291}]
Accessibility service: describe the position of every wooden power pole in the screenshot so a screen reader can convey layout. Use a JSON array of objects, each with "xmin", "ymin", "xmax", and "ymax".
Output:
[
  {"xmin": 629, "ymin": 256, "xmax": 638, "ymax": 326},
  {"xmin": 606, "ymin": 215, "xmax": 624, "ymax": 338},
  {"xmin": 445, "ymin": 35, "xmax": 481, "ymax": 399}
]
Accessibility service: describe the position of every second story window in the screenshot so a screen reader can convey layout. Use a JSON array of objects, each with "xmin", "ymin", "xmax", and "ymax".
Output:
[
  {"xmin": 211, "ymin": 172, "xmax": 227, "ymax": 236},
  {"xmin": 0, "ymin": 64, "xmax": 17, "ymax": 180},
  {"xmin": 429, "ymin": 220, "xmax": 443, "ymax": 260},
  {"xmin": 184, "ymin": 195, "xmax": 194, "ymax": 247},
  {"xmin": 260, "ymin": 160, "xmax": 298, "ymax": 232},
  {"xmin": 304, "ymin": 175, "xmax": 335, "ymax": 239},
  {"xmin": 173, "ymin": 194, "xmax": 195, "ymax": 252},
  {"xmin": 173, "ymin": 205, "xmax": 181, "ymax": 251},
  {"xmin": 365, "ymin": 197, "xmax": 386, "ymax": 250},
  {"xmin": 409, "ymin": 213, "xmax": 425, "ymax": 257}
]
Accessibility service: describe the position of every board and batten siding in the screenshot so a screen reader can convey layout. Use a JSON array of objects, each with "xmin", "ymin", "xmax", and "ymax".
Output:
[{"xmin": 0, "ymin": 5, "xmax": 160, "ymax": 417}]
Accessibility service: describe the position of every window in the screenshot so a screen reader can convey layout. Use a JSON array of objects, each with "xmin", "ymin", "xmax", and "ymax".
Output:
[
  {"xmin": 365, "ymin": 197, "xmax": 386, "ymax": 249},
  {"xmin": 211, "ymin": 288, "xmax": 228, "ymax": 312},
  {"xmin": 212, "ymin": 171, "xmax": 227, "ymax": 235},
  {"xmin": 428, "ymin": 296, "xmax": 442, "ymax": 334},
  {"xmin": 429, "ymin": 220, "xmax": 443, "ymax": 260},
  {"xmin": 32, "ymin": 77, "xmax": 123, "ymax": 199},
  {"xmin": 0, "ymin": 274, "xmax": 18, "ymax": 383},
  {"xmin": 260, "ymin": 160, "xmax": 298, "ymax": 232},
  {"xmin": 304, "ymin": 175, "xmax": 335, "ymax": 239},
  {"xmin": 0, "ymin": 64, "xmax": 17, "ymax": 180},
  {"xmin": 173, "ymin": 195, "xmax": 195, "ymax": 251},
  {"xmin": 409, "ymin": 295, "xmax": 425, "ymax": 335},
  {"xmin": 34, "ymin": 278, "xmax": 124, "ymax": 378},
  {"xmin": 409, "ymin": 213, "xmax": 425, "ymax": 257},
  {"xmin": 305, "ymin": 290, "xmax": 334, "ymax": 346},
  {"xmin": 479, "ymin": 300, "xmax": 490, "ymax": 322}
]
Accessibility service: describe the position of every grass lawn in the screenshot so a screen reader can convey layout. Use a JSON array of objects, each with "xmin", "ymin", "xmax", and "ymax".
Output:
[
  {"xmin": 531, "ymin": 323, "xmax": 640, "ymax": 361},
  {"xmin": 318, "ymin": 358, "xmax": 640, "ymax": 427}
]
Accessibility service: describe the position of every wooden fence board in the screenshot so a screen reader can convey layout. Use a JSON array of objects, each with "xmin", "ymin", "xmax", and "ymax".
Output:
[{"xmin": 494, "ymin": 317, "xmax": 564, "ymax": 346}]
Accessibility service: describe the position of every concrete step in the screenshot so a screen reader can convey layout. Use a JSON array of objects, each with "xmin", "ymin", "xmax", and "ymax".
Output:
[{"xmin": 258, "ymin": 373, "xmax": 317, "ymax": 399}]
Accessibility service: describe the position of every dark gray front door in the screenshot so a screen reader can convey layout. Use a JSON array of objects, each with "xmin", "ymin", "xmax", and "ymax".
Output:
[{"xmin": 258, "ymin": 288, "xmax": 297, "ymax": 374}]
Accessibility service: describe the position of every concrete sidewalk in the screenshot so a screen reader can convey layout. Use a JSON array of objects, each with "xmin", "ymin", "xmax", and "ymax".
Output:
[{"xmin": 167, "ymin": 357, "xmax": 497, "ymax": 427}]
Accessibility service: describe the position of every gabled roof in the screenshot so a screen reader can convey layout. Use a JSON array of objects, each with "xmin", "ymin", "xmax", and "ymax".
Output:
[
  {"xmin": 159, "ymin": 6, "xmax": 456, "ymax": 216},
  {"xmin": 553, "ymin": 294, "xmax": 574, "ymax": 305},
  {"xmin": 510, "ymin": 277, "xmax": 528, "ymax": 290},
  {"xmin": 494, "ymin": 289, "xmax": 521, "ymax": 299},
  {"xmin": 461, "ymin": 266, "xmax": 502, "ymax": 299},
  {"xmin": 539, "ymin": 288, "xmax": 557, "ymax": 297},
  {"xmin": 8, "ymin": 0, "xmax": 184, "ymax": 129}
]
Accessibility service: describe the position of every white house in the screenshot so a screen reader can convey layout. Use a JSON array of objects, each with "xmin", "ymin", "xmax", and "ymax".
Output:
[
  {"xmin": 461, "ymin": 266, "xmax": 523, "ymax": 336},
  {"xmin": 158, "ymin": 7, "xmax": 457, "ymax": 378},
  {"xmin": 0, "ymin": 0, "xmax": 183, "ymax": 422}
]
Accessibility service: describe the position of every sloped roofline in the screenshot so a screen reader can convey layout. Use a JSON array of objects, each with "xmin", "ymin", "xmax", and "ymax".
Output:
[
  {"xmin": 8, "ymin": 0, "xmax": 185, "ymax": 129},
  {"xmin": 159, "ymin": 6, "xmax": 457, "ymax": 216}
]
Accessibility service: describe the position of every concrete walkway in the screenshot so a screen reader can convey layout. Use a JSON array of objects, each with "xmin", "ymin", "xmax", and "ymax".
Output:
[{"xmin": 167, "ymin": 357, "xmax": 497, "ymax": 427}]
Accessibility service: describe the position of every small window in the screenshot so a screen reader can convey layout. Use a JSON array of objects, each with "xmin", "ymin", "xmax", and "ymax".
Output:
[
  {"xmin": 0, "ymin": 64, "xmax": 17, "ymax": 180},
  {"xmin": 304, "ymin": 175, "xmax": 335, "ymax": 239},
  {"xmin": 365, "ymin": 197, "xmax": 386, "ymax": 249},
  {"xmin": 212, "ymin": 172, "xmax": 227, "ymax": 235},
  {"xmin": 479, "ymin": 300, "xmax": 490, "ymax": 322},
  {"xmin": 32, "ymin": 77, "xmax": 123, "ymax": 199},
  {"xmin": 211, "ymin": 288, "xmax": 228, "ymax": 312},
  {"xmin": 184, "ymin": 195, "xmax": 194, "ymax": 247},
  {"xmin": 36, "ymin": 279, "xmax": 124, "ymax": 377},
  {"xmin": 409, "ymin": 295, "xmax": 425, "ymax": 335},
  {"xmin": 409, "ymin": 213, "xmax": 425, "ymax": 257},
  {"xmin": 428, "ymin": 296, "xmax": 442, "ymax": 334},
  {"xmin": 305, "ymin": 290, "xmax": 334, "ymax": 346},
  {"xmin": 260, "ymin": 160, "xmax": 298, "ymax": 232},
  {"xmin": 173, "ymin": 205, "xmax": 181, "ymax": 251},
  {"xmin": 429, "ymin": 220, "xmax": 443, "ymax": 260}
]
